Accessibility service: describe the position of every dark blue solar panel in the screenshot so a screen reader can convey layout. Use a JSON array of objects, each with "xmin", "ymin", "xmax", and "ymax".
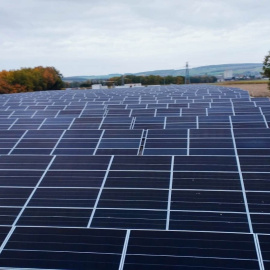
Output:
[{"xmin": 0, "ymin": 85, "xmax": 269, "ymax": 269}]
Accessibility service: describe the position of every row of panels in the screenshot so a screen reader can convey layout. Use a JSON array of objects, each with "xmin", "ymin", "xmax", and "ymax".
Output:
[
  {"xmin": 0, "ymin": 227, "xmax": 267, "ymax": 269},
  {"xmin": 0, "ymin": 155, "xmax": 269, "ymax": 233},
  {"xmin": 1, "ymin": 192, "xmax": 270, "ymax": 233},
  {"xmin": 1, "ymin": 114, "xmax": 270, "ymax": 122},
  {"xmin": 0, "ymin": 128, "xmax": 270, "ymax": 155},
  {"xmin": 0, "ymin": 155, "xmax": 268, "ymax": 171}
]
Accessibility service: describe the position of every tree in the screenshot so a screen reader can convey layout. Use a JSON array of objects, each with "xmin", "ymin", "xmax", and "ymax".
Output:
[
  {"xmin": 190, "ymin": 76, "xmax": 217, "ymax": 83},
  {"xmin": 0, "ymin": 66, "xmax": 65, "ymax": 94},
  {"xmin": 0, "ymin": 78, "xmax": 27, "ymax": 94},
  {"xmin": 80, "ymin": 80, "xmax": 92, "ymax": 88},
  {"xmin": 108, "ymin": 74, "xmax": 186, "ymax": 86},
  {"xmin": 262, "ymin": 51, "xmax": 270, "ymax": 90}
]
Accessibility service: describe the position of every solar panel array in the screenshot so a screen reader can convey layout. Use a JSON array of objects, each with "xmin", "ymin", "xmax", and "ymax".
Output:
[{"xmin": 0, "ymin": 85, "xmax": 269, "ymax": 269}]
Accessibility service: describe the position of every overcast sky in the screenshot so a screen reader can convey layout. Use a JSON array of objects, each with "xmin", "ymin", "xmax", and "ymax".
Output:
[{"xmin": 1, "ymin": 0, "xmax": 269, "ymax": 76}]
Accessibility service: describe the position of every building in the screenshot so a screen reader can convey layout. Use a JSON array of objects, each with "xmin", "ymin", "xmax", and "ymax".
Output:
[
  {"xmin": 115, "ymin": 83, "xmax": 143, "ymax": 88},
  {"xmin": 91, "ymin": 84, "xmax": 108, "ymax": 89},
  {"xmin": 224, "ymin": 70, "xmax": 233, "ymax": 80}
]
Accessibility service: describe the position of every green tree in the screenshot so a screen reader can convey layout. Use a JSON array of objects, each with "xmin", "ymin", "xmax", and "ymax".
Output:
[
  {"xmin": 190, "ymin": 76, "xmax": 217, "ymax": 83},
  {"xmin": 108, "ymin": 74, "xmax": 185, "ymax": 86},
  {"xmin": 80, "ymin": 80, "xmax": 92, "ymax": 87},
  {"xmin": 262, "ymin": 51, "xmax": 270, "ymax": 90}
]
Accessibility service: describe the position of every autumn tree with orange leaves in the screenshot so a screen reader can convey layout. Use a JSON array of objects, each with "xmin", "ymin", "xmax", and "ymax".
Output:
[{"xmin": 0, "ymin": 66, "xmax": 64, "ymax": 94}]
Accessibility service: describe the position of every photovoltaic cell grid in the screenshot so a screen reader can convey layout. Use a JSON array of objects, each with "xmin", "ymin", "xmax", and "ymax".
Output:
[{"xmin": 0, "ymin": 85, "xmax": 269, "ymax": 269}]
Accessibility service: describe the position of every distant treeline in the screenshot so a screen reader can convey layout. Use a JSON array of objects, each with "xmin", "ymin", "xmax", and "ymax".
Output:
[
  {"xmin": 109, "ymin": 75, "xmax": 184, "ymax": 85},
  {"xmin": 109, "ymin": 75, "xmax": 217, "ymax": 85},
  {"xmin": 76, "ymin": 75, "xmax": 217, "ymax": 87},
  {"xmin": 190, "ymin": 76, "xmax": 217, "ymax": 83},
  {"xmin": 0, "ymin": 67, "xmax": 64, "ymax": 94}
]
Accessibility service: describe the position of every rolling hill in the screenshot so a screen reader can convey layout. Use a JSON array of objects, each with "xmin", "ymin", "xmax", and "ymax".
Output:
[{"xmin": 63, "ymin": 63, "xmax": 263, "ymax": 81}]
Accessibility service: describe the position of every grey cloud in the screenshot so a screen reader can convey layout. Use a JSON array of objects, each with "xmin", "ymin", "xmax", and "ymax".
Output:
[{"xmin": 0, "ymin": 0, "xmax": 269, "ymax": 76}]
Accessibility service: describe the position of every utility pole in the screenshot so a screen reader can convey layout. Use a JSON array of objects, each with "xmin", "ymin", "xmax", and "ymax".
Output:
[
  {"xmin": 185, "ymin": 62, "xmax": 190, "ymax": 84},
  {"xmin": 122, "ymin": 75, "xmax": 125, "ymax": 86}
]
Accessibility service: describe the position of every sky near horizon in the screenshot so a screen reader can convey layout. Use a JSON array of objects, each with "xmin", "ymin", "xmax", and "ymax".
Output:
[{"xmin": 1, "ymin": 0, "xmax": 270, "ymax": 77}]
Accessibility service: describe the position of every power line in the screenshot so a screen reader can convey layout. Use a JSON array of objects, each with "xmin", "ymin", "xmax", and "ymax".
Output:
[{"xmin": 185, "ymin": 62, "xmax": 190, "ymax": 84}]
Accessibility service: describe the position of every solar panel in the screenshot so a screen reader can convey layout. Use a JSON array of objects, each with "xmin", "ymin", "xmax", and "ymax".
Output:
[{"xmin": 0, "ymin": 84, "xmax": 269, "ymax": 269}]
